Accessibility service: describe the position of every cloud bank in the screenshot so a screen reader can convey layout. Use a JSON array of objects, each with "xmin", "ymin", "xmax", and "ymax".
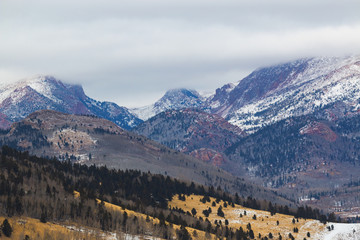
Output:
[{"xmin": 1, "ymin": 0, "xmax": 359, "ymax": 107}]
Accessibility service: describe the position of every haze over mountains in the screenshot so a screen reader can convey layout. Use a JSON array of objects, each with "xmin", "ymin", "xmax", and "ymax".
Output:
[
  {"xmin": 132, "ymin": 57, "xmax": 360, "ymax": 216},
  {"xmin": 1, "ymin": 55, "xmax": 360, "ymax": 217},
  {"xmin": 130, "ymin": 55, "xmax": 360, "ymax": 134},
  {"xmin": 2, "ymin": 55, "xmax": 359, "ymax": 133}
]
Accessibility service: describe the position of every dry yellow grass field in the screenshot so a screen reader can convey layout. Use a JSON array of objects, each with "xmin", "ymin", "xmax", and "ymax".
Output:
[
  {"xmin": 77, "ymin": 190, "xmax": 215, "ymax": 239},
  {"xmin": 1, "ymin": 192, "xmax": 326, "ymax": 239},
  {"xmin": 169, "ymin": 194, "xmax": 326, "ymax": 239},
  {"xmin": 96, "ymin": 198, "xmax": 216, "ymax": 239},
  {"xmin": 0, "ymin": 216, "xmax": 114, "ymax": 240}
]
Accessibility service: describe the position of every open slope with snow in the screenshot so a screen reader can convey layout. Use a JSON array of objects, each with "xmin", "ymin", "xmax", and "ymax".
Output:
[{"xmin": 316, "ymin": 223, "xmax": 360, "ymax": 240}]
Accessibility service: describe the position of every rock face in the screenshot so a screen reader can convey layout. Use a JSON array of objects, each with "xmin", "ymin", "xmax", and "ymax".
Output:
[
  {"xmin": 205, "ymin": 56, "xmax": 360, "ymax": 133},
  {"xmin": 299, "ymin": 121, "xmax": 337, "ymax": 142},
  {"xmin": 189, "ymin": 148, "xmax": 226, "ymax": 166},
  {"xmin": 0, "ymin": 75, "xmax": 142, "ymax": 129},
  {"xmin": 131, "ymin": 88, "xmax": 204, "ymax": 120},
  {"xmin": 0, "ymin": 113, "xmax": 11, "ymax": 129},
  {"xmin": 134, "ymin": 108, "xmax": 245, "ymax": 166}
]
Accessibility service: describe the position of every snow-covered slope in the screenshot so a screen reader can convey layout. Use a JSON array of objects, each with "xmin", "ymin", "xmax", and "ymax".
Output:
[
  {"xmin": 205, "ymin": 56, "xmax": 360, "ymax": 133},
  {"xmin": 131, "ymin": 88, "xmax": 204, "ymax": 120},
  {"xmin": 0, "ymin": 75, "xmax": 142, "ymax": 129},
  {"xmin": 315, "ymin": 223, "xmax": 360, "ymax": 240}
]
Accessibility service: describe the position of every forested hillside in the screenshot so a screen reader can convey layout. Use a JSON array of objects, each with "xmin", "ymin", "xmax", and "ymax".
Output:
[
  {"xmin": 0, "ymin": 110, "xmax": 290, "ymax": 205},
  {"xmin": 223, "ymin": 112, "xmax": 360, "ymax": 215},
  {"xmin": 134, "ymin": 108, "xmax": 245, "ymax": 166},
  {"xmin": 0, "ymin": 146, "xmax": 336, "ymax": 239}
]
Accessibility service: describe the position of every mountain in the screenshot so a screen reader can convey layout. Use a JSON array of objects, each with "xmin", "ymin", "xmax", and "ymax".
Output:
[
  {"xmin": 0, "ymin": 109, "xmax": 286, "ymax": 203},
  {"xmin": 223, "ymin": 112, "xmax": 360, "ymax": 214},
  {"xmin": 131, "ymin": 88, "xmax": 204, "ymax": 120},
  {"xmin": 205, "ymin": 55, "xmax": 360, "ymax": 133},
  {"xmin": 134, "ymin": 108, "xmax": 245, "ymax": 166},
  {"xmin": 0, "ymin": 75, "xmax": 142, "ymax": 130}
]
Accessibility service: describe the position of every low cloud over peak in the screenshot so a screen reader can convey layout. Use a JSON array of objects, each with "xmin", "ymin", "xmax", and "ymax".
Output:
[{"xmin": 1, "ymin": 0, "xmax": 359, "ymax": 107}]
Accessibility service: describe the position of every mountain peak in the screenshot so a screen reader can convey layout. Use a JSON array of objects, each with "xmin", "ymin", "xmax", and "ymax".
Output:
[
  {"xmin": 162, "ymin": 88, "xmax": 202, "ymax": 99},
  {"xmin": 0, "ymin": 75, "xmax": 142, "ymax": 129},
  {"xmin": 205, "ymin": 55, "xmax": 360, "ymax": 132},
  {"xmin": 16, "ymin": 75, "xmax": 67, "ymax": 89},
  {"xmin": 131, "ymin": 88, "xmax": 204, "ymax": 120}
]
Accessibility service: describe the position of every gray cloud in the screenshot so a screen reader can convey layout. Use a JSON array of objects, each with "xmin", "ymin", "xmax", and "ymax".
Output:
[{"xmin": 0, "ymin": 0, "xmax": 360, "ymax": 107}]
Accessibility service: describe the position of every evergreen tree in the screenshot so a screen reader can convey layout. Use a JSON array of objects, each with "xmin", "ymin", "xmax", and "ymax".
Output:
[
  {"xmin": 2, "ymin": 219, "xmax": 12, "ymax": 237},
  {"xmin": 202, "ymin": 209, "xmax": 210, "ymax": 217},
  {"xmin": 248, "ymin": 229, "xmax": 254, "ymax": 239},
  {"xmin": 217, "ymin": 206, "xmax": 225, "ymax": 217},
  {"xmin": 191, "ymin": 208, "xmax": 197, "ymax": 216},
  {"xmin": 122, "ymin": 211, "xmax": 128, "ymax": 227},
  {"xmin": 176, "ymin": 225, "xmax": 191, "ymax": 240},
  {"xmin": 40, "ymin": 211, "xmax": 47, "ymax": 223}
]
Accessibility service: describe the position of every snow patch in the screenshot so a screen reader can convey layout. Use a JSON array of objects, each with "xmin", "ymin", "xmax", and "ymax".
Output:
[{"xmin": 315, "ymin": 223, "xmax": 360, "ymax": 240}]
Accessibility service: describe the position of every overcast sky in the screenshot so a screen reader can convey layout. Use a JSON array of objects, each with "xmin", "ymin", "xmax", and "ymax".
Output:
[{"xmin": 1, "ymin": 0, "xmax": 360, "ymax": 107}]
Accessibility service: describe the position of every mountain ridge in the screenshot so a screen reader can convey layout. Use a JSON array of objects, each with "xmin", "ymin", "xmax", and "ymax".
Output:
[
  {"xmin": 0, "ymin": 75, "xmax": 142, "ymax": 130},
  {"xmin": 204, "ymin": 55, "xmax": 360, "ymax": 132}
]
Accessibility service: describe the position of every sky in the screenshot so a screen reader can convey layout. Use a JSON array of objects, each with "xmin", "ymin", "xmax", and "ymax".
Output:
[{"xmin": 1, "ymin": 0, "xmax": 360, "ymax": 108}]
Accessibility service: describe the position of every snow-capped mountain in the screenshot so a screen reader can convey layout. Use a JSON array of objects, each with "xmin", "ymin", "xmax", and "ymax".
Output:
[
  {"xmin": 205, "ymin": 55, "xmax": 360, "ymax": 133},
  {"xmin": 0, "ymin": 75, "xmax": 142, "ymax": 129},
  {"xmin": 131, "ymin": 88, "xmax": 204, "ymax": 120}
]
